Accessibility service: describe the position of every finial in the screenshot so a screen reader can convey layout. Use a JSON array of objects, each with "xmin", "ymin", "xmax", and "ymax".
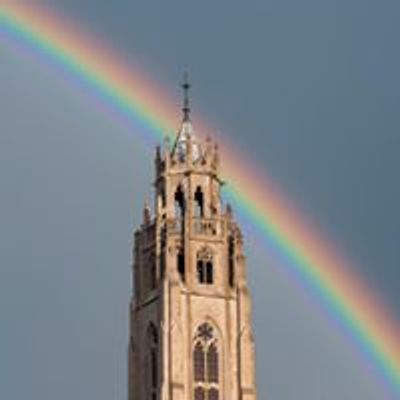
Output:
[
  {"xmin": 182, "ymin": 72, "xmax": 191, "ymax": 122},
  {"xmin": 143, "ymin": 202, "xmax": 151, "ymax": 225}
]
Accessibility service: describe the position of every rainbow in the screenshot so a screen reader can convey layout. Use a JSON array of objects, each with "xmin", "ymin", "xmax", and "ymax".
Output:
[{"xmin": 1, "ymin": 3, "xmax": 399, "ymax": 396}]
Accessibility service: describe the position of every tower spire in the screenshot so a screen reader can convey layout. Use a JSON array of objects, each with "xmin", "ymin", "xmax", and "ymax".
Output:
[
  {"xmin": 182, "ymin": 72, "xmax": 191, "ymax": 122},
  {"xmin": 129, "ymin": 80, "xmax": 258, "ymax": 400}
]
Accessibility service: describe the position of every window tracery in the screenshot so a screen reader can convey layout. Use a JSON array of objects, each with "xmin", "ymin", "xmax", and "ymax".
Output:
[
  {"xmin": 193, "ymin": 323, "xmax": 220, "ymax": 400},
  {"xmin": 194, "ymin": 342, "xmax": 205, "ymax": 382},
  {"xmin": 207, "ymin": 343, "xmax": 219, "ymax": 383}
]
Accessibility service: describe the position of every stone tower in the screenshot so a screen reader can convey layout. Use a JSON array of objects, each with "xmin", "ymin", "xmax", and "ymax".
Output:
[{"xmin": 129, "ymin": 78, "xmax": 257, "ymax": 400}]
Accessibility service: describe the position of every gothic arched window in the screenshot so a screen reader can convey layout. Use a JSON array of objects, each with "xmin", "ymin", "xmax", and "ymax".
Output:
[
  {"xmin": 197, "ymin": 260, "xmax": 205, "ymax": 284},
  {"xmin": 177, "ymin": 249, "xmax": 185, "ymax": 282},
  {"xmin": 206, "ymin": 261, "xmax": 213, "ymax": 284},
  {"xmin": 194, "ymin": 186, "xmax": 204, "ymax": 218},
  {"xmin": 194, "ymin": 342, "xmax": 205, "ymax": 382},
  {"xmin": 197, "ymin": 260, "xmax": 213, "ymax": 284},
  {"xmin": 207, "ymin": 343, "xmax": 219, "ymax": 383},
  {"xmin": 197, "ymin": 248, "xmax": 214, "ymax": 285},
  {"xmin": 147, "ymin": 324, "xmax": 159, "ymax": 400},
  {"xmin": 174, "ymin": 185, "xmax": 185, "ymax": 219},
  {"xmin": 193, "ymin": 323, "xmax": 221, "ymax": 400}
]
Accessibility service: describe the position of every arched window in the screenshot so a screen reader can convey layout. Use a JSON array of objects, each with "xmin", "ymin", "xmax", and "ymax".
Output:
[
  {"xmin": 197, "ymin": 260, "xmax": 213, "ymax": 284},
  {"xmin": 194, "ymin": 342, "xmax": 205, "ymax": 382},
  {"xmin": 207, "ymin": 343, "xmax": 219, "ymax": 383},
  {"xmin": 147, "ymin": 324, "xmax": 158, "ymax": 400},
  {"xmin": 206, "ymin": 262, "xmax": 213, "ymax": 284},
  {"xmin": 193, "ymin": 323, "xmax": 221, "ymax": 400},
  {"xmin": 177, "ymin": 249, "xmax": 185, "ymax": 282},
  {"xmin": 194, "ymin": 186, "xmax": 204, "ymax": 218},
  {"xmin": 174, "ymin": 186, "xmax": 185, "ymax": 219},
  {"xmin": 197, "ymin": 247, "xmax": 214, "ymax": 285},
  {"xmin": 197, "ymin": 260, "xmax": 205, "ymax": 284}
]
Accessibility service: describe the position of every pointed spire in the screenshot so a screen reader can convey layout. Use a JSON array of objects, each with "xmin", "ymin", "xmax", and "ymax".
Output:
[
  {"xmin": 182, "ymin": 72, "xmax": 191, "ymax": 122},
  {"xmin": 172, "ymin": 73, "xmax": 202, "ymax": 163}
]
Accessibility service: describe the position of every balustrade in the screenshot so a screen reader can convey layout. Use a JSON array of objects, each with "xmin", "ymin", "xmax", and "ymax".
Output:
[
  {"xmin": 192, "ymin": 217, "xmax": 222, "ymax": 237},
  {"xmin": 164, "ymin": 217, "xmax": 224, "ymax": 238}
]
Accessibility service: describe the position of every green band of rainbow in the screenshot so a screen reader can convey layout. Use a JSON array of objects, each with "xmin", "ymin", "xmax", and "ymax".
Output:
[{"xmin": 1, "ymin": 3, "xmax": 399, "ymax": 396}]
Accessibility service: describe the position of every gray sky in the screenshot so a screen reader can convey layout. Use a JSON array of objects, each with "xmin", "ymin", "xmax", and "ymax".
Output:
[{"xmin": 0, "ymin": 1, "xmax": 399, "ymax": 399}]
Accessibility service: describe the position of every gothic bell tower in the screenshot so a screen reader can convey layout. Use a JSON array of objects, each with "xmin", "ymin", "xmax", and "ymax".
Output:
[{"xmin": 129, "ymin": 77, "xmax": 257, "ymax": 400}]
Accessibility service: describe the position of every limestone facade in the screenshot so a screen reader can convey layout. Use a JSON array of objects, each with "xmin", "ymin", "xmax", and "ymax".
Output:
[{"xmin": 128, "ymin": 83, "xmax": 257, "ymax": 400}]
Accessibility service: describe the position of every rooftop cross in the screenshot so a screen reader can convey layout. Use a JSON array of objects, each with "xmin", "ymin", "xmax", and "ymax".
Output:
[{"xmin": 182, "ymin": 72, "xmax": 191, "ymax": 122}]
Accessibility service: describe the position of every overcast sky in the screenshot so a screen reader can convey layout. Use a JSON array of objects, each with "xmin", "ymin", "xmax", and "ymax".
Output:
[{"xmin": 1, "ymin": 1, "xmax": 399, "ymax": 399}]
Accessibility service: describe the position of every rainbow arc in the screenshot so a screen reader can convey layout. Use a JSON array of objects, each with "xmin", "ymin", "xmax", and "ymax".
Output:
[{"xmin": 1, "ymin": 3, "xmax": 399, "ymax": 396}]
